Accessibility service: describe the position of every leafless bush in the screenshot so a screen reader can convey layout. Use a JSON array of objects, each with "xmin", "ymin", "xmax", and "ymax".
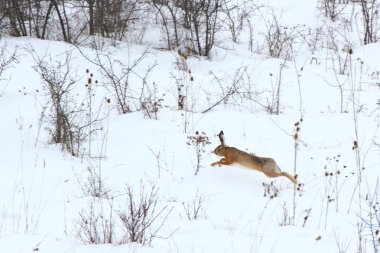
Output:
[
  {"xmin": 356, "ymin": 222, "xmax": 366, "ymax": 253},
  {"xmin": 32, "ymin": 50, "xmax": 107, "ymax": 156},
  {"xmin": 369, "ymin": 70, "xmax": 380, "ymax": 88},
  {"xmin": 33, "ymin": 51, "xmax": 78, "ymax": 154},
  {"xmin": 278, "ymin": 203, "xmax": 293, "ymax": 226},
  {"xmin": 140, "ymin": 81, "xmax": 165, "ymax": 120},
  {"xmin": 171, "ymin": 55, "xmax": 195, "ymax": 132},
  {"xmin": 181, "ymin": 191, "xmax": 207, "ymax": 220},
  {"xmin": 118, "ymin": 183, "xmax": 171, "ymax": 246},
  {"xmin": 75, "ymin": 162, "xmax": 115, "ymax": 244},
  {"xmin": 75, "ymin": 199, "xmax": 116, "ymax": 244},
  {"xmin": 265, "ymin": 15, "xmax": 297, "ymax": 60},
  {"xmin": 172, "ymin": 54, "xmax": 192, "ymax": 112},
  {"xmin": 321, "ymin": 27, "xmax": 354, "ymax": 112},
  {"xmin": 148, "ymin": 145, "xmax": 175, "ymax": 178},
  {"xmin": 333, "ymin": 229, "xmax": 351, "ymax": 253},
  {"xmin": 320, "ymin": 0, "xmax": 346, "ymax": 21},
  {"xmin": 301, "ymin": 26, "xmax": 324, "ymax": 53},
  {"xmin": 77, "ymin": 163, "xmax": 109, "ymax": 198},
  {"xmin": 319, "ymin": 154, "xmax": 353, "ymax": 228},
  {"xmin": 203, "ymin": 70, "xmax": 240, "ymax": 113},
  {"xmin": 327, "ymin": 26, "xmax": 354, "ymax": 75},
  {"xmin": 220, "ymin": 0, "xmax": 253, "ymax": 43},
  {"xmin": 0, "ymin": 43, "xmax": 18, "ymax": 79},
  {"xmin": 262, "ymin": 182, "xmax": 279, "ymax": 199},
  {"xmin": 76, "ymin": 181, "xmax": 171, "ymax": 246},
  {"xmin": 83, "ymin": 47, "xmax": 155, "ymax": 114},
  {"xmin": 362, "ymin": 180, "xmax": 380, "ymax": 253},
  {"xmin": 0, "ymin": 43, "xmax": 18, "ymax": 96},
  {"xmin": 322, "ymin": 154, "xmax": 352, "ymax": 213},
  {"xmin": 266, "ymin": 60, "xmax": 287, "ymax": 115},
  {"xmin": 187, "ymin": 131, "xmax": 211, "ymax": 175},
  {"xmin": 203, "ymin": 66, "xmax": 263, "ymax": 114},
  {"xmin": 323, "ymin": 74, "xmax": 349, "ymax": 113}
]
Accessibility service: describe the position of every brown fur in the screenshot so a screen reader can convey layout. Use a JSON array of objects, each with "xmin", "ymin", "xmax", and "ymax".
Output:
[{"xmin": 211, "ymin": 144, "xmax": 297, "ymax": 184}]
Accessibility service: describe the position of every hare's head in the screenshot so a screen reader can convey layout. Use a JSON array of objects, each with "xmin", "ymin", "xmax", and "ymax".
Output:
[
  {"xmin": 213, "ymin": 131, "xmax": 227, "ymax": 156},
  {"xmin": 213, "ymin": 144, "xmax": 227, "ymax": 156}
]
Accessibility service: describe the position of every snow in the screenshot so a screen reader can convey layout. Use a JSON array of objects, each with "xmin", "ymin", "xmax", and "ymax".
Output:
[{"xmin": 1, "ymin": 0, "xmax": 380, "ymax": 252}]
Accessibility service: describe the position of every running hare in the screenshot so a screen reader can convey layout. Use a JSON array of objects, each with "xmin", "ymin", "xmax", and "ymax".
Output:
[{"xmin": 211, "ymin": 131, "xmax": 297, "ymax": 184}]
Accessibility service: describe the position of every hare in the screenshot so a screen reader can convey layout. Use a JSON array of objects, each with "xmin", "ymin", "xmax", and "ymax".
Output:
[{"xmin": 211, "ymin": 131, "xmax": 297, "ymax": 185}]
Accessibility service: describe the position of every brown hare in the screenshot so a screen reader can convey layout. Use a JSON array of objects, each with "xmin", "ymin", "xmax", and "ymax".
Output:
[{"xmin": 211, "ymin": 131, "xmax": 297, "ymax": 185}]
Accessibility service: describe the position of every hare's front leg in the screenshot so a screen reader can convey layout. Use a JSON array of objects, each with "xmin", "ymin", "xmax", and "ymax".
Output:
[
  {"xmin": 211, "ymin": 158, "xmax": 232, "ymax": 167},
  {"xmin": 211, "ymin": 158, "xmax": 225, "ymax": 167}
]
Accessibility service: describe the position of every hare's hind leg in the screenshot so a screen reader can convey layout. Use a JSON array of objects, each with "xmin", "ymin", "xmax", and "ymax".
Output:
[
  {"xmin": 279, "ymin": 172, "xmax": 297, "ymax": 184},
  {"xmin": 262, "ymin": 160, "xmax": 279, "ymax": 178},
  {"xmin": 276, "ymin": 165, "xmax": 297, "ymax": 184}
]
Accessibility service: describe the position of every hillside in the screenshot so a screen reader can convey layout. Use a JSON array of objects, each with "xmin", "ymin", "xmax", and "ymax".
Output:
[{"xmin": 1, "ymin": 0, "xmax": 380, "ymax": 252}]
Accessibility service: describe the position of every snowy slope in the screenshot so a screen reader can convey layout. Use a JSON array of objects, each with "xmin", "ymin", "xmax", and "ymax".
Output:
[{"xmin": 1, "ymin": 1, "xmax": 380, "ymax": 252}]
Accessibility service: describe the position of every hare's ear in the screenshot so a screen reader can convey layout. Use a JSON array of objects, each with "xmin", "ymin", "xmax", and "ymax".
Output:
[{"xmin": 218, "ymin": 130, "xmax": 225, "ymax": 146}]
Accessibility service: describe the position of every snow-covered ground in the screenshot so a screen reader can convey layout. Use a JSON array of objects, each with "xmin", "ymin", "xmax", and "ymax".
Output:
[{"xmin": 1, "ymin": 0, "xmax": 380, "ymax": 252}]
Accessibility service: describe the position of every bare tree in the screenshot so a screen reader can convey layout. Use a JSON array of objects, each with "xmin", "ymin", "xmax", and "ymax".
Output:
[
  {"xmin": 5, "ymin": 0, "xmax": 27, "ymax": 36},
  {"xmin": 84, "ymin": 0, "xmax": 143, "ymax": 39},
  {"xmin": 360, "ymin": 0, "xmax": 379, "ymax": 44},
  {"xmin": 182, "ymin": 0, "xmax": 221, "ymax": 57},
  {"xmin": 0, "ymin": 0, "xmax": 147, "ymax": 42},
  {"xmin": 150, "ymin": 0, "xmax": 221, "ymax": 57},
  {"xmin": 151, "ymin": 0, "xmax": 181, "ymax": 50},
  {"xmin": 1, "ymin": 0, "xmax": 71, "ymax": 41},
  {"xmin": 320, "ymin": 0, "xmax": 346, "ymax": 21}
]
